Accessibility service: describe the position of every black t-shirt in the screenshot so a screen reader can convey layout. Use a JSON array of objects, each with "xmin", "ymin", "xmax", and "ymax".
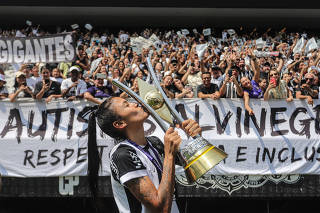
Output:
[
  {"xmin": 198, "ymin": 83, "xmax": 219, "ymax": 95},
  {"xmin": 296, "ymin": 85, "xmax": 319, "ymax": 99},
  {"xmin": 165, "ymin": 84, "xmax": 178, "ymax": 96},
  {"xmin": 73, "ymin": 54, "xmax": 87, "ymax": 67},
  {"xmin": 34, "ymin": 81, "xmax": 61, "ymax": 98}
]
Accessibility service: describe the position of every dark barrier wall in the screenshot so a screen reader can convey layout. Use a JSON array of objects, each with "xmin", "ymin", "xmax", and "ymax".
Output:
[{"xmin": 1, "ymin": 175, "xmax": 320, "ymax": 198}]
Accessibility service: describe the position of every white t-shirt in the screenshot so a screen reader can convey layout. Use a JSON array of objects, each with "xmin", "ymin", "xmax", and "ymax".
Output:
[
  {"xmin": 27, "ymin": 76, "xmax": 41, "ymax": 91},
  {"xmin": 51, "ymin": 77, "xmax": 64, "ymax": 84},
  {"xmin": 60, "ymin": 78, "xmax": 87, "ymax": 97},
  {"xmin": 187, "ymin": 71, "xmax": 202, "ymax": 87}
]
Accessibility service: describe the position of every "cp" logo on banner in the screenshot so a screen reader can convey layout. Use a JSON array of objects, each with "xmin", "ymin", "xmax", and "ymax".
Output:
[{"xmin": 59, "ymin": 176, "xmax": 79, "ymax": 195}]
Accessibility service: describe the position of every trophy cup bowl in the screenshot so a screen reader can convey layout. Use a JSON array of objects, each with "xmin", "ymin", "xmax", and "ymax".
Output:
[
  {"xmin": 145, "ymin": 91, "xmax": 164, "ymax": 110},
  {"xmin": 178, "ymin": 135, "xmax": 227, "ymax": 182}
]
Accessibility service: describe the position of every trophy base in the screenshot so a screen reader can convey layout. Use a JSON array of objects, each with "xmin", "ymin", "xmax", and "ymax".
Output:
[{"xmin": 184, "ymin": 145, "xmax": 227, "ymax": 183}]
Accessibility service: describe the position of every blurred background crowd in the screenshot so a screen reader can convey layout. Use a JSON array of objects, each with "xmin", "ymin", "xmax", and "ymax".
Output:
[{"xmin": 0, "ymin": 26, "xmax": 319, "ymax": 113}]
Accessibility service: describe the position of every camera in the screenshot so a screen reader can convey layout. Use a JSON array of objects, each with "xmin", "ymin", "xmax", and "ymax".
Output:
[
  {"xmin": 228, "ymin": 69, "xmax": 233, "ymax": 77},
  {"xmin": 300, "ymin": 79, "xmax": 306, "ymax": 85}
]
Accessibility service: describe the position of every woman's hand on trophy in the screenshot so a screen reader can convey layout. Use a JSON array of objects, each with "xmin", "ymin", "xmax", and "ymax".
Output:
[
  {"xmin": 164, "ymin": 127, "xmax": 182, "ymax": 156},
  {"xmin": 181, "ymin": 119, "xmax": 202, "ymax": 137}
]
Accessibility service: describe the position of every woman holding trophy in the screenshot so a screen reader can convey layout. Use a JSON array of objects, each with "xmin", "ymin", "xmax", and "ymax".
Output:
[{"xmin": 88, "ymin": 96, "xmax": 201, "ymax": 213}]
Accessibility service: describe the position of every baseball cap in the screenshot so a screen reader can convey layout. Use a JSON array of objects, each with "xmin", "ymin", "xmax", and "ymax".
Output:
[
  {"xmin": 70, "ymin": 66, "xmax": 80, "ymax": 72},
  {"xmin": 0, "ymin": 74, "xmax": 6, "ymax": 83},
  {"xmin": 16, "ymin": 71, "xmax": 26, "ymax": 78}
]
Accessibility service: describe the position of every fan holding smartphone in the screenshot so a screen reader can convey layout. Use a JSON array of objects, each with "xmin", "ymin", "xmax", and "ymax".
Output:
[{"xmin": 264, "ymin": 70, "xmax": 293, "ymax": 102}]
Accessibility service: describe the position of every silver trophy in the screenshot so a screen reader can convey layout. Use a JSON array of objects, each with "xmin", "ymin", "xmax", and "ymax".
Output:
[{"xmin": 112, "ymin": 58, "xmax": 227, "ymax": 183}]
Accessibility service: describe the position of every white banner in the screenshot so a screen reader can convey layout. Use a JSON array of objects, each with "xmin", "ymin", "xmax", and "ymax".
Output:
[
  {"xmin": 130, "ymin": 36, "xmax": 156, "ymax": 53},
  {"xmin": 255, "ymin": 37, "xmax": 266, "ymax": 49},
  {"xmin": 0, "ymin": 99, "xmax": 320, "ymax": 177},
  {"xmin": 203, "ymin": 28, "xmax": 211, "ymax": 36},
  {"xmin": 305, "ymin": 37, "xmax": 318, "ymax": 54},
  {"xmin": 181, "ymin": 29, "xmax": 190, "ymax": 35},
  {"xmin": 165, "ymin": 31, "xmax": 171, "ymax": 38},
  {"xmin": 196, "ymin": 43, "xmax": 209, "ymax": 60},
  {"xmin": 0, "ymin": 33, "xmax": 76, "ymax": 63},
  {"xmin": 227, "ymin": 29, "xmax": 236, "ymax": 35},
  {"xmin": 293, "ymin": 37, "xmax": 306, "ymax": 54},
  {"xmin": 148, "ymin": 34, "xmax": 162, "ymax": 49}
]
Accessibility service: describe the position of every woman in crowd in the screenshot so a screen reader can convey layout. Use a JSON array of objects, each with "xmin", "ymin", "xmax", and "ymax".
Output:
[
  {"xmin": 9, "ymin": 71, "xmax": 34, "ymax": 102},
  {"xmin": 173, "ymin": 78, "xmax": 194, "ymax": 98},
  {"xmin": 51, "ymin": 68, "xmax": 64, "ymax": 84},
  {"xmin": 240, "ymin": 53, "xmax": 263, "ymax": 115},
  {"xmin": 263, "ymin": 69, "xmax": 293, "ymax": 102},
  {"xmin": 160, "ymin": 74, "xmax": 176, "ymax": 99},
  {"xmin": 112, "ymin": 66, "xmax": 121, "ymax": 81},
  {"xmin": 118, "ymin": 61, "xmax": 126, "ymax": 74}
]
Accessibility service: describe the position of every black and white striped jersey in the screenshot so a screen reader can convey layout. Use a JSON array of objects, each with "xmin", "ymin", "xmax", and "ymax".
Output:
[{"xmin": 109, "ymin": 136, "xmax": 180, "ymax": 213}]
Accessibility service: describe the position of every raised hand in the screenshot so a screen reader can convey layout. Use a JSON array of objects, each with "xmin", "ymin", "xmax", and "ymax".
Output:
[
  {"xmin": 164, "ymin": 127, "xmax": 182, "ymax": 155},
  {"xmin": 181, "ymin": 119, "xmax": 202, "ymax": 138}
]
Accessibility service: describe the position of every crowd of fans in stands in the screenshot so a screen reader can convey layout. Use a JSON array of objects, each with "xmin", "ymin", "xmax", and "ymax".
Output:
[{"xmin": 0, "ymin": 26, "xmax": 320, "ymax": 113}]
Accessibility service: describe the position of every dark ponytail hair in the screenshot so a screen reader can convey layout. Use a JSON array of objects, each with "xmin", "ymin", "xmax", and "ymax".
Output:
[
  {"xmin": 88, "ymin": 108, "xmax": 99, "ymax": 200},
  {"xmin": 87, "ymin": 97, "xmax": 127, "ymax": 208}
]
